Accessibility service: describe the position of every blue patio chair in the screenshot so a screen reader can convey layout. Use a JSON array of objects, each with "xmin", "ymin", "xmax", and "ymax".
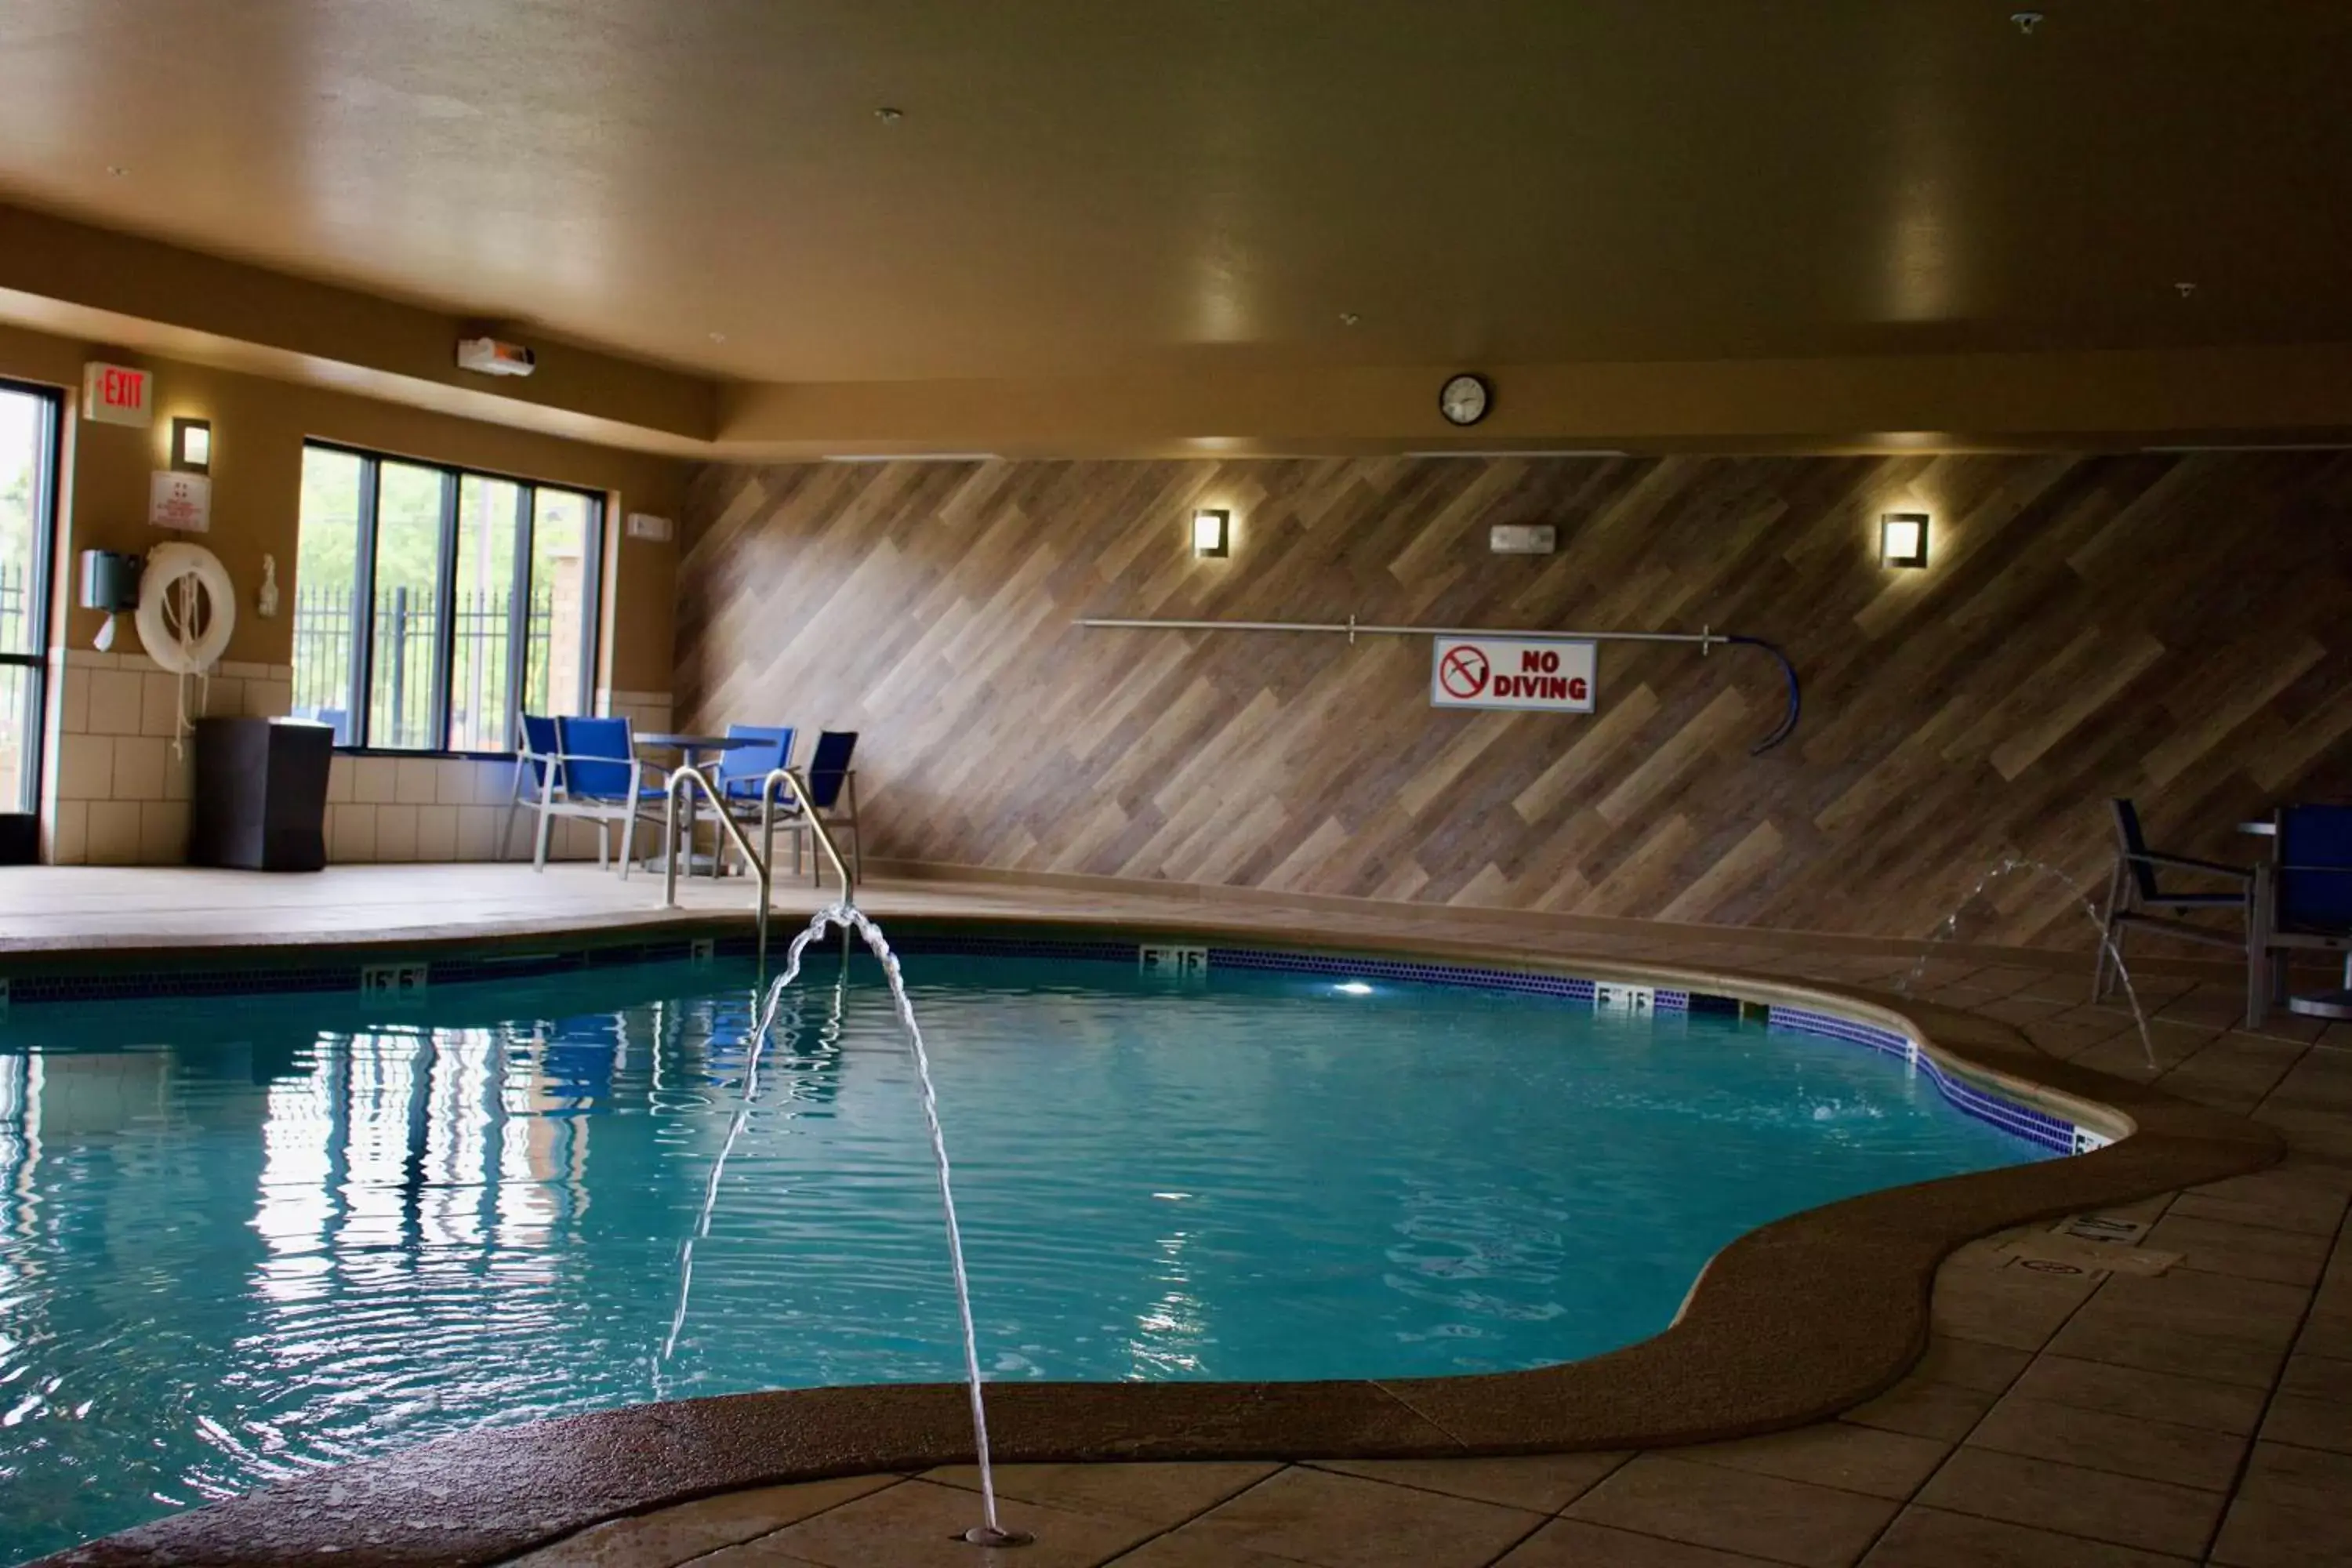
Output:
[
  {"xmin": 770, "ymin": 729, "xmax": 861, "ymax": 888},
  {"xmin": 502, "ymin": 713, "xmax": 565, "ymax": 862},
  {"xmin": 521, "ymin": 715, "xmax": 666, "ymax": 875},
  {"xmin": 713, "ymin": 724, "xmax": 795, "ymax": 801},
  {"xmin": 2251, "ymin": 804, "xmax": 2352, "ymax": 1026},
  {"xmin": 2094, "ymin": 798, "xmax": 2258, "ymax": 1021},
  {"xmin": 706, "ymin": 724, "xmax": 794, "ymax": 874}
]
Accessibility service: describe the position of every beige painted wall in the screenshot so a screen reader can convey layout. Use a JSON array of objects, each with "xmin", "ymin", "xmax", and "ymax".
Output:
[{"xmin": 0, "ymin": 320, "xmax": 689, "ymax": 690}]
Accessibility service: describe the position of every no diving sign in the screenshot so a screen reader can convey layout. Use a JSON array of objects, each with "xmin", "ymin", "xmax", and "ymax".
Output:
[{"xmin": 1431, "ymin": 636, "xmax": 1595, "ymax": 713}]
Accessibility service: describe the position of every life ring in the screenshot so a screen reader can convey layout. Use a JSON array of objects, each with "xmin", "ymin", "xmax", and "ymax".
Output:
[{"xmin": 136, "ymin": 543, "xmax": 237, "ymax": 675}]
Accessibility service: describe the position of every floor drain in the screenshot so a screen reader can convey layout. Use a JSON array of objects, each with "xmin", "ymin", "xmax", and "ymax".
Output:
[{"xmin": 958, "ymin": 1526, "xmax": 1035, "ymax": 1547}]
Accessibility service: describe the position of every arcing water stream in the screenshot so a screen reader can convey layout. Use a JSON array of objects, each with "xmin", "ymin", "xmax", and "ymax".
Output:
[
  {"xmin": 659, "ymin": 903, "xmax": 1025, "ymax": 1548},
  {"xmin": 1898, "ymin": 856, "xmax": 2159, "ymax": 1072}
]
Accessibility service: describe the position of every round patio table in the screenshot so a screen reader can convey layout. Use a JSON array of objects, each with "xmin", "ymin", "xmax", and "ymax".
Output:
[{"xmin": 636, "ymin": 732, "xmax": 766, "ymax": 876}]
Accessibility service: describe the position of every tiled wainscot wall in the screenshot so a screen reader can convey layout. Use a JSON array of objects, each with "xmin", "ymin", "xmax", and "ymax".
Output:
[
  {"xmin": 316, "ymin": 688, "xmax": 675, "ymax": 865},
  {"xmin": 47, "ymin": 648, "xmax": 296, "ymax": 866},
  {"xmin": 46, "ymin": 657, "xmax": 673, "ymax": 866}
]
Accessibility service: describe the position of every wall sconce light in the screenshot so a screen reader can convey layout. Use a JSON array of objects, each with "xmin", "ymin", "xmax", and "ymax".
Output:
[
  {"xmin": 1880, "ymin": 511, "xmax": 1929, "ymax": 569},
  {"xmin": 170, "ymin": 417, "xmax": 212, "ymax": 474},
  {"xmin": 1192, "ymin": 508, "xmax": 1230, "ymax": 558}
]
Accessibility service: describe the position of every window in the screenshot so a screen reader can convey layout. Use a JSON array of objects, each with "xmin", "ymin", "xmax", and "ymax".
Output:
[
  {"xmin": 0, "ymin": 382, "xmax": 60, "ymax": 836},
  {"xmin": 291, "ymin": 442, "xmax": 604, "ymax": 750}
]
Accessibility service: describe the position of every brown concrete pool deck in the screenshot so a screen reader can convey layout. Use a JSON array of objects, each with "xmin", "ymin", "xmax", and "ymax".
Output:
[{"xmin": 5, "ymin": 866, "xmax": 2347, "ymax": 1568}]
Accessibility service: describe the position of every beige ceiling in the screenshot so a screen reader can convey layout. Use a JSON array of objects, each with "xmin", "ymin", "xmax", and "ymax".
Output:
[{"xmin": 2, "ymin": 0, "xmax": 2349, "ymax": 388}]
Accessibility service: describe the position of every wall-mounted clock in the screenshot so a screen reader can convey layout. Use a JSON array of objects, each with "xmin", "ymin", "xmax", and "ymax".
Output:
[{"xmin": 1439, "ymin": 372, "xmax": 1491, "ymax": 426}]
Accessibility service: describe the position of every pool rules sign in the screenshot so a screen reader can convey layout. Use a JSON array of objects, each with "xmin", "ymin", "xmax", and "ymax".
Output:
[{"xmin": 1430, "ymin": 636, "xmax": 1596, "ymax": 713}]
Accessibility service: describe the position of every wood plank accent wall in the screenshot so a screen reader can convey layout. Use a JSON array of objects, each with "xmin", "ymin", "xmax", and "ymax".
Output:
[{"xmin": 675, "ymin": 453, "xmax": 2352, "ymax": 946}]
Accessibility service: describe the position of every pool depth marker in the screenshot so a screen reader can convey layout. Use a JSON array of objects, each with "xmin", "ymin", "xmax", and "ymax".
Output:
[{"xmin": 1075, "ymin": 615, "xmax": 1802, "ymax": 753}]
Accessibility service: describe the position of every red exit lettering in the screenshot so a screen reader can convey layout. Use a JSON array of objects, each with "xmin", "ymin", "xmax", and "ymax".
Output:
[{"xmin": 102, "ymin": 368, "xmax": 143, "ymax": 408}]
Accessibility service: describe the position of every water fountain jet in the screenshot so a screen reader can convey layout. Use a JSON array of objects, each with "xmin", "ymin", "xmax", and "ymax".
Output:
[{"xmin": 1898, "ymin": 856, "xmax": 2160, "ymax": 1073}]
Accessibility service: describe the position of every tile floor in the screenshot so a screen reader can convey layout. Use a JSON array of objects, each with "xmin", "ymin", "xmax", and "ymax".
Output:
[{"xmin": 2, "ymin": 866, "xmax": 2345, "ymax": 1566}]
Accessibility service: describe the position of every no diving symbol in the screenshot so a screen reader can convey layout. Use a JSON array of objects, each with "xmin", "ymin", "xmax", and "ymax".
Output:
[{"xmin": 1439, "ymin": 644, "xmax": 1490, "ymax": 699}]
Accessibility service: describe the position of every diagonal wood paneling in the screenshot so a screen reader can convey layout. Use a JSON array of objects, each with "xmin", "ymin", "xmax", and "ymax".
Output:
[{"xmin": 673, "ymin": 453, "xmax": 2352, "ymax": 946}]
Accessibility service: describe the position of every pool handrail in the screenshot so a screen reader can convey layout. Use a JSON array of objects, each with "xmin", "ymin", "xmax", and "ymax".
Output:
[
  {"xmin": 662, "ymin": 764, "xmax": 778, "ymax": 965},
  {"xmin": 757, "ymin": 766, "xmax": 857, "ymax": 900}
]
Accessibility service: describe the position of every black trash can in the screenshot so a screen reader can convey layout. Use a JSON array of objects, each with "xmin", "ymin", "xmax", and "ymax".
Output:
[{"xmin": 190, "ymin": 717, "xmax": 334, "ymax": 871}]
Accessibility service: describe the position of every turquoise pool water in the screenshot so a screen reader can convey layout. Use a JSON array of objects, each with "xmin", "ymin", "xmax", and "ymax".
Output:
[{"xmin": 0, "ymin": 952, "xmax": 2043, "ymax": 1561}]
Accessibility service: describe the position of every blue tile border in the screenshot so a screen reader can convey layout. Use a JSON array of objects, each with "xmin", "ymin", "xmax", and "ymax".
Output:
[
  {"xmin": 1766, "ymin": 1004, "xmax": 2086, "ymax": 1155},
  {"xmin": 1203, "ymin": 946, "xmax": 1602, "ymax": 1000},
  {"xmin": 0, "ymin": 929, "xmax": 2091, "ymax": 1156}
]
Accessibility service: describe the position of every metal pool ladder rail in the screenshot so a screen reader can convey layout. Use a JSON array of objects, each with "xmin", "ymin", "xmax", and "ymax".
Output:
[{"xmin": 661, "ymin": 764, "xmax": 858, "ymax": 968}]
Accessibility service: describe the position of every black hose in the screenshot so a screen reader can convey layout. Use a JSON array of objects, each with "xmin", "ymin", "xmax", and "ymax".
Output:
[{"xmin": 1724, "ymin": 636, "xmax": 1802, "ymax": 754}]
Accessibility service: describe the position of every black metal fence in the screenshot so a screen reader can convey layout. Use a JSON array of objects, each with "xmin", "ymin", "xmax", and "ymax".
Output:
[
  {"xmin": 0, "ymin": 564, "xmax": 32, "ymax": 810},
  {"xmin": 292, "ymin": 584, "xmax": 553, "ymax": 750},
  {"xmin": 0, "ymin": 562, "xmax": 25, "ymax": 655}
]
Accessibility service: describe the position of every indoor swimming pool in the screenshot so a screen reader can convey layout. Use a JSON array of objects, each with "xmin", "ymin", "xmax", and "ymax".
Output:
[{"xmin": 0, "ymin": 941, "xmax": 2053, "ymax": 1560}]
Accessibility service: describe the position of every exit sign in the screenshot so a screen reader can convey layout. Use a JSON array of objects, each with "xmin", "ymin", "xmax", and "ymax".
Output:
[{"xmin": 83, "ymin": 362, "xmax": 153, "ymax": 426}]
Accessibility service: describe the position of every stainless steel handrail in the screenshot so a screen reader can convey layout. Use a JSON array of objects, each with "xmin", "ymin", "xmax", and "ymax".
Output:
[
  {"xmin": 1076, "ymin": 614, "xmax": 1726, "ymax": 649},
  {"xmin": 659, "ymin": 765, "xmax": 856, "ymax": 971},
  {"xmin": 1075, "ymin": 613, "xmax": 1804, "ymax": 753},
  {"xmin": 757, "ymin": 767, "xmax": 856, "ymax": 902},
  {"xmin": 662, "ymin": 764, "xmax": 775, "ymax": 963}
]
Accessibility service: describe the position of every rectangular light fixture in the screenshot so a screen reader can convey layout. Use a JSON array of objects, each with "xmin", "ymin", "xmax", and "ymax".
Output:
[
  {"xmin": 1192, "ymin": 507, "xmax": 1230, "ymax": 557},
  {"xmin": 1880, "ymin": 511, "xmax": 1929, "ymax": 569},
  {"xmin": 170, "ymin": 416, "xmax": 212, "ymax": 474}
]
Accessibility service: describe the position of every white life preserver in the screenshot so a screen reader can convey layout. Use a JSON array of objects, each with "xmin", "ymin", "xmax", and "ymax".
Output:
[{"xmin": 136, "ymin": 543, "xmax": 237, "ymax": 675}]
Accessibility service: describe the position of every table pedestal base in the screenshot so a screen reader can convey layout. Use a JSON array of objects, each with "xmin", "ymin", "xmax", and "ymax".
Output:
[{"xmin": 2288, "ymin": 989, "xmax": 2352, "ymax": 1020}]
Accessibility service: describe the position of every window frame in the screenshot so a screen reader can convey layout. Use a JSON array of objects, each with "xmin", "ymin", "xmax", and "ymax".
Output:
[
  {"xmin": 0, "ymin": 378, "xmax": 62, "ymax": 820},
  {"xmin": 299, "ymin": 439, "xmax": 606, "ymax": 757}
]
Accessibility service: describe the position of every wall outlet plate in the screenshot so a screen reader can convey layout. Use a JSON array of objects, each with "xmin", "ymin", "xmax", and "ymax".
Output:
[
  {"xmin": 626, "ymin": 512, "xmax": 674, "ymax": 542},
  {"xmin": 1489, "ymin": 524, "xmax": 1556, "ymax": 554}
]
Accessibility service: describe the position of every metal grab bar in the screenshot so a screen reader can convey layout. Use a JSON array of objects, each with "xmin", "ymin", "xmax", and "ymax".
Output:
[
  {"xmin": 662, "ymin": 764, "xmax": 776, "ymax": 963},
  {"xmin": 659, "ymin": 765, "xmax": 857, "ymax": 972},
  {"xmin": 1075, "ymin": 614, "xmax": 1803, "ymax": 753},
  {"xmin": 1078, "ymin": 614, "xmax": 1730, "ymax": 650},
  {"xmin": 757, "ymin": 768, "xmax": 857, "ymax": 902}
]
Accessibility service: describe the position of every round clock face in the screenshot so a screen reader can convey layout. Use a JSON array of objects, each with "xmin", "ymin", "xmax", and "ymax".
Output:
[{"xmin": 1439, "ymin": 372, "xmax": 1490, "ymax": 426}]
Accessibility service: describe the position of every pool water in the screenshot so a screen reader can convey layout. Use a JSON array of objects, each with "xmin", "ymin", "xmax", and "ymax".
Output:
[{"xmin": 0, "ymin": 953, "xmax": 2042, "ymax": 1561}]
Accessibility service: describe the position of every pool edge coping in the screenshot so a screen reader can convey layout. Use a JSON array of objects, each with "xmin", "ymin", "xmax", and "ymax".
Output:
[{"xmin": 28, "ymin": 914, "xmax": 2282, "ymax": 1568}]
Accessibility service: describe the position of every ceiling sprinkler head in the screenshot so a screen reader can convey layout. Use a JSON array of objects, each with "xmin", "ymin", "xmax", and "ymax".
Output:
[
  {"xmin": 2176, "ymin": 281, "xmax": 2198, "ymax": 298},
  {"xmin": 2011, "ymin": 10, "xmax": 2043, "ymax": 34},
  {"xmin": 874, "ymin": 106, "xmax": 905, "ymax": 123},
  {"xmin": 1338, "ymin": 311, "xmax": 1361, "ymax": 327}
]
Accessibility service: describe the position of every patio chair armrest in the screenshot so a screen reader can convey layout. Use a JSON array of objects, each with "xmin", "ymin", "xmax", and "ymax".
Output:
[
  {"xmin": 541, "ymin": 749, "xmax": 670, "ymax": 771},
  {"xmin": 2122, "ymin": 850, "xmax": 2253, "ymax": 880}
]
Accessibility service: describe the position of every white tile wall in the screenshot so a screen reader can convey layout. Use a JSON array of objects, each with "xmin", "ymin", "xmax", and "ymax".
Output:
[
  {"xmin": 86, "ymin": 800, "xmax": 141, "ymax": 866},
  {"xmin": 49, "ymin": 799, "xmax": 88, "ymax": 865},
  {"xmin": 45, "ymin": 651, "xmax": 302, "ymax": 866},
  {"xmin": 41, "ymin": 657, "xmax": 674, "ymax": 868},
  {"xmin": 85, "ymin": 669, "xmax": 143, "ymax": 736},
  {"xmin": 374, "ymin": 803, "xmax": 418, "ymax": 862},
  {"xmin": 394, "ymin": 757, "xmax": 439, "ymax": 805}
]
